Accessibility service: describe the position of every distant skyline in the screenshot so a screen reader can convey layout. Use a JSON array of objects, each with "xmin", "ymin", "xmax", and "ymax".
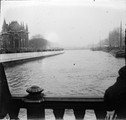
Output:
[{"xmin": 0, "ymin": 0, "xmax": 126, "ymax": 47}]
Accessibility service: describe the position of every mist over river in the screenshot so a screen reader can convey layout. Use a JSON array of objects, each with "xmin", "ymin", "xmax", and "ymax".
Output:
[{"xmin": 5, "ymin": 50, "xmax": 125, "ymax": 97}]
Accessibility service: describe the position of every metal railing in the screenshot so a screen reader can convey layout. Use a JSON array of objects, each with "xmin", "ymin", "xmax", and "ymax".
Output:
[
  {"xmin": 10, "ymin": 93, "xmax": 106, "ymax": 120},
  {"xmin": 0, "ymin": 63, "xmax": 107, "ymax": 120}
]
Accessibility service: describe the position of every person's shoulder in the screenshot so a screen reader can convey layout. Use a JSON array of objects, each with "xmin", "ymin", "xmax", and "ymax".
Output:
[{"xmin": 105, "ymin": 82, "xmax": 117, "ymax": 94}]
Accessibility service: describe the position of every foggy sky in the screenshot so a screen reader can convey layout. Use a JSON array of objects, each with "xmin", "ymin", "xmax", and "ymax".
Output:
[{"xmin": 1, "ymin": 0, "xmax": 126, "ymax": 47}]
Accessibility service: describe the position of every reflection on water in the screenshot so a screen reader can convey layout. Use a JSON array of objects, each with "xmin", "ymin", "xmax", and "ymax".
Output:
[{"xmin": 5, "ymin": 50, "xmax": 125, "ymax": 97}]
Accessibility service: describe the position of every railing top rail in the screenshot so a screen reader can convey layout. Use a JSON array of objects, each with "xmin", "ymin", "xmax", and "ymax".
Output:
[{"xmin": 12, "ymin": 94, "xmax": 104, "ymax": 102}]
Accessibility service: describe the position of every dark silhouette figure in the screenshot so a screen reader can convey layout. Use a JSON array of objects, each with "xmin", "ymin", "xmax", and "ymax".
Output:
[
  {"xmin": 104, "ymin": 66, "xmax": 126, "ymax": 119},
  {"xmin": 0, "ymin": 63, "xmax": 11, "ymax": 119}
]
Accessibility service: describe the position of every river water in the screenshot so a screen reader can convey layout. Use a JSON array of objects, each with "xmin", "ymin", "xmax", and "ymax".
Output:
[{"xmin": 5, "ymin": 49, "xmax": 125, "ymax": 120}]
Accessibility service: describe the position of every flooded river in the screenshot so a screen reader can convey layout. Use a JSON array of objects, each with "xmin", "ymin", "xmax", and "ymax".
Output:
[
  {"xmin": 5, "ymin": 49, "xmax": 125, "ymax": 96},
  {"xmin": 5, "ymin": 50, "xmax": 125, "ymax": 120}
]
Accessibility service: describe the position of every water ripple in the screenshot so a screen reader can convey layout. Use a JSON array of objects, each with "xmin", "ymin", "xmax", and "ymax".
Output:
[{"xmin": 5, "ymin": 50, "xmax": 125, "ymax": 96}]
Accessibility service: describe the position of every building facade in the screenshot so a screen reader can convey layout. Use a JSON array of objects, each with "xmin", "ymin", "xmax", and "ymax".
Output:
[{"xmin": 0, "ymin": 19, "xmax": 29, "ymax": 53}]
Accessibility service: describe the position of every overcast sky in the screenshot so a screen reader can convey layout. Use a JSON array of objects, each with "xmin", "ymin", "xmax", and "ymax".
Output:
[{"xmin": 0, "ymin": 0, "xmax": 126, "ymax": 47}]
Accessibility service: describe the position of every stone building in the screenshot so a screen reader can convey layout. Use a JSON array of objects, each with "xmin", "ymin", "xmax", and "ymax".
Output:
[{"xmin": 0, "ymin": 19, "xmax": 29, "ymax": 53}]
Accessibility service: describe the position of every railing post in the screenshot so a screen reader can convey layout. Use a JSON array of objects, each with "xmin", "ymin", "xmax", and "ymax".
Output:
[
  {"xmin": 53, "ymin": 108, "xmax": 65, "ymax": 120},
  {"xmin": 94, "ymin": 109, "xmax": 106, "ymax": 120},
  {"xmin": 0, "ymin": 63, "xmax": 11, "ymax": 119},
  {"xmin": 9, "ymin": 104, "xmax": 20, "ymax": 120},
  {"xmin": 24, "ymin": 86, "xmax": 45, "ymax": 120},
  {"xmin": 73, "ymin": 108, "xmax": 85, "ymax": 120}
]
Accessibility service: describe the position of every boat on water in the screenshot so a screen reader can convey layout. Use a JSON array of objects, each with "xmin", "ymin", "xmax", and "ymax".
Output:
[{"xmin": 115, "ymin": 50, "xmax": 125, "ymax": 58}]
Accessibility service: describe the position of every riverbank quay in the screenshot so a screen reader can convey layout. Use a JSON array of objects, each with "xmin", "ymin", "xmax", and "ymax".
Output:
[
  {"xmin": 0, "ymin": 51, "xmax": 64, "ymax": 66},
  {"xmin": 109, "ymin": 49, "xmax": 125, "ymax": 58},
  {"xmin": 99, "ymin": 47, "xmax": 125, "ymax": 58},
  {"xmin": 91, "ymin": 47, "xmax": 125, "ymax": 58},
  {"xmin": 91, "ymin": 47, "xmax": 110, "ymax": 52}
]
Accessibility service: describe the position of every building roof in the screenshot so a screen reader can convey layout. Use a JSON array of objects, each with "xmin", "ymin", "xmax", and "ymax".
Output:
[{"xmin": 8, "ymin": 21, "xmax": 21, "ymax": 31}]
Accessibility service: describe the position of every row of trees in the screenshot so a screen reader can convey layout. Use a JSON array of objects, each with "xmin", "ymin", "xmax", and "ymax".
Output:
[
  {"xmin": 28, "ymin": 34, "xmax": 64, "ymax": 52},
  {"xmin": 97, "ymin": 27, "xmax": 125, "ymax": 51},
  {"xmin": 29, "ymin": 35, "xmax": 48, "ymax": 52}
]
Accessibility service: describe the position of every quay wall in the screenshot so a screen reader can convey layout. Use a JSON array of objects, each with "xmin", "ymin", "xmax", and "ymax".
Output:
[{"xmin": 0, "ymin": 51, "xmax": 64, "ymax": 63}]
